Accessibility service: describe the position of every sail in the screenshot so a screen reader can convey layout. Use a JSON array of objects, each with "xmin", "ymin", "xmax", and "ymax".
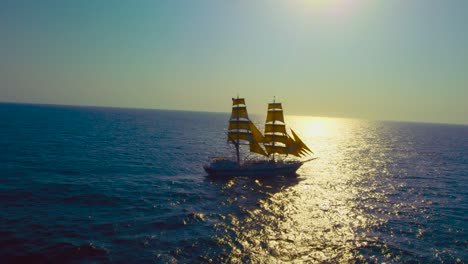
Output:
[
  {"xmin": 291, "ymin": 129, "xmax": 313, "ymax": 154},
  {"xmin": 250, "ymin": 140, "xmax": 268, "ymax": 156},
  {"xmin": 228, "ymin": 98, "xmax": 250, "ymax": 142},
  {"xmin": 264, "ymin": 134, "xmax": 289, "ymax": 145},
  {"xmin": 230, "ymin": 106, "xmax": 248, "ymax": 120},
  {"xmin": 228, "ymin": 120, "xmax": 250, "ymax": 130},
  {"xmin": 266, "ymin": 102, "xmax": 284, "ymax": 123},
  {"xmin": 249, "ymin": 121, "xmax": 264, "ymax": 143},
  {"xmin": 262, "ymin": 100, "xmax": 313, "ymax": 158},
  {"xmin": 265, "ymin": 123, "xmax": 286, "ymax": 134},
  {"xmin": 227, "ymin": 98, "xmax": 311, "ymax": 160},
  {"xmin": 285, "ymin": 135, "xmax": 300, "ymax": 157},
  {"xmin": 232, "ymin": 98, "xmax": 245, "ymax": 105},
  {"xmin": 227, "ymin": 97, "xmax": 267, "ymax": 157},
  {"xmin": 264, "ymin": 133, "xmax": 304, "ymax": 157},
  {"xmin": 268, "ymin": 103, "xmax": 282, "ymax": 110},
  {"xmin": 228, "ymin": 132, "xmax": 252, "ymax": 142},
  {"xmin": 266, "ymin": 110, "xmax": 284, "ymax": 123},
  {"xmin": 264, "ymin": 102, "xmax": 287, "ymax": 156},
  {"xmin": 265, "ymin": 145, "xmax": 288, "ymax": 155}
]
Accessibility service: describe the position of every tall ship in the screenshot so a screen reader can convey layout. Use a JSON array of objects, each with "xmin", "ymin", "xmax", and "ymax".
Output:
[{"xmin": 204, "ymin": 97, "xmax": 315, "ymax": 177}]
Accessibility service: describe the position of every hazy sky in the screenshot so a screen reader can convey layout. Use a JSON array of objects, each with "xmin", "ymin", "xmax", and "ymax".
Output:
[{"xmin": 1, "ymin": 0, "xmax": 467, "ymax": 124}]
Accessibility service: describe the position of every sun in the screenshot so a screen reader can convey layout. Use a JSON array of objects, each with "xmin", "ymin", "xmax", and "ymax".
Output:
[
  {"xmin": 292, "ymin": 0, "xmax": 343, "ymax": 10},
  {"xmin": 307, "ymin": 0, "xmax": 342, "ymax": 8},
  {"xmin": 291, "ymin": 0, "xmax": 364, "ymax": 19}
]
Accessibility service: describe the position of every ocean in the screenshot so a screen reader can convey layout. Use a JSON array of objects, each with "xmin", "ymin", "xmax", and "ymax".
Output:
[{"xmin": 0, "ymin": 103, "xmax": 466, "ymax": 263}]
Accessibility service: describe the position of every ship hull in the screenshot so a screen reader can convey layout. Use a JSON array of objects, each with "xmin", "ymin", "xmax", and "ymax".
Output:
[{"xmin": 204, "ymin": 160, "xmax": 303, "ymax": 177}]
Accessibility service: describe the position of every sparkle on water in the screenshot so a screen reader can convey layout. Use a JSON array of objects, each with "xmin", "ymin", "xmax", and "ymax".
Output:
[
  {"xmin": 205, "ymin": 116, "xmax": 465, "ymax": 263},
  {"xmin": 1, "ymin": 105, "xmax": 465, "ymax": 263}
]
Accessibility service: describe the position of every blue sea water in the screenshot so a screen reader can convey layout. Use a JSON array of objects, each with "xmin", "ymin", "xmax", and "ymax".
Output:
[{"xmin": 0, "ymin": 103, "xmax": 466, "ymax": 263}]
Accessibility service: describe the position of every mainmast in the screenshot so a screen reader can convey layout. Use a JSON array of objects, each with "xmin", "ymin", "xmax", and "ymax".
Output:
[
  {"xmin": 263, "ymin": 98, "xmax": 313, "ymax": 159},
  {"xmin": 264, "ymin": 99, "xmax": 288, "ymax": 159}
]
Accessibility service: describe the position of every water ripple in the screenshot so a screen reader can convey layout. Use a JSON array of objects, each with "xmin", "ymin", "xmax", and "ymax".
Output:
[{"xmin": 0, "ymin": 104, "xmax": 466, "ymax": 263}]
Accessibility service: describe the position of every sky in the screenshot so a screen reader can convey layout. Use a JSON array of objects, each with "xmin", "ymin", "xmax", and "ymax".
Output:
[{"xmin": 1, "ymin": 0, "xmax": 467, "ymax": 124}]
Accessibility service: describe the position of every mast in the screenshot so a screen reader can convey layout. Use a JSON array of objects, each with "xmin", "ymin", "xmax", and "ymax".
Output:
[
  {"xmin": 264, "ymin": 98, "xmax": 288, "ymax": 159},
  {"xmin": 235, "ymin": 128, "xmax": 240, "ymax": 165},
  {"xmin": 229, "ymin": 97, "xmax": 246, "ymax": 165},
  {"xmin": 227, "ymin": 97, "xmax": 267, "ymax": 165},
  {"xmin": 272, "ymin": 97, "xmax": 276, "ymax": 161},
  {"xmin": 263, "ymin": 98, "xmax": 312, "ymax": 159},
  {"xmin": 235, "ymin": 98, "xmax": 240, "ymax": 165}
]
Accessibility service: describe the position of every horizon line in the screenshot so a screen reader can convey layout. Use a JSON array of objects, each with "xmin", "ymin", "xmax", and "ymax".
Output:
[{"xmin": 1, "ymin": 100, "xmax": 467, "ymax": 127}]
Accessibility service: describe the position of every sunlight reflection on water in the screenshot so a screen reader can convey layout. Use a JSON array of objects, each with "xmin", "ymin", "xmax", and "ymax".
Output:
[
  {"xmin": 209, "ymin": 116, "xmax": 465, "ymax": 263},
  {"xmin": 2, "ymin": 106, "xmax": 465, "ymax": 263}
]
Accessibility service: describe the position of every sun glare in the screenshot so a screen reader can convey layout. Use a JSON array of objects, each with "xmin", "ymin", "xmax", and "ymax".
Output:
[
  {"xmin": 291, "ymin": 0, "xmax": 365, "ymax": 19},
  {"xmin": 287, "ymin": 116, "xmax": 342, "ymax": 138},
  {"xmin": 307, "ymin": 0, "xmax": 341, "ymax": 8}
]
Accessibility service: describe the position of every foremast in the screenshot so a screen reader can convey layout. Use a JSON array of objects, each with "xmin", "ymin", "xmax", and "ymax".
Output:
[{"xmin": 227, "ymin": 97, "xmax": 267, "ymax": 166}]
